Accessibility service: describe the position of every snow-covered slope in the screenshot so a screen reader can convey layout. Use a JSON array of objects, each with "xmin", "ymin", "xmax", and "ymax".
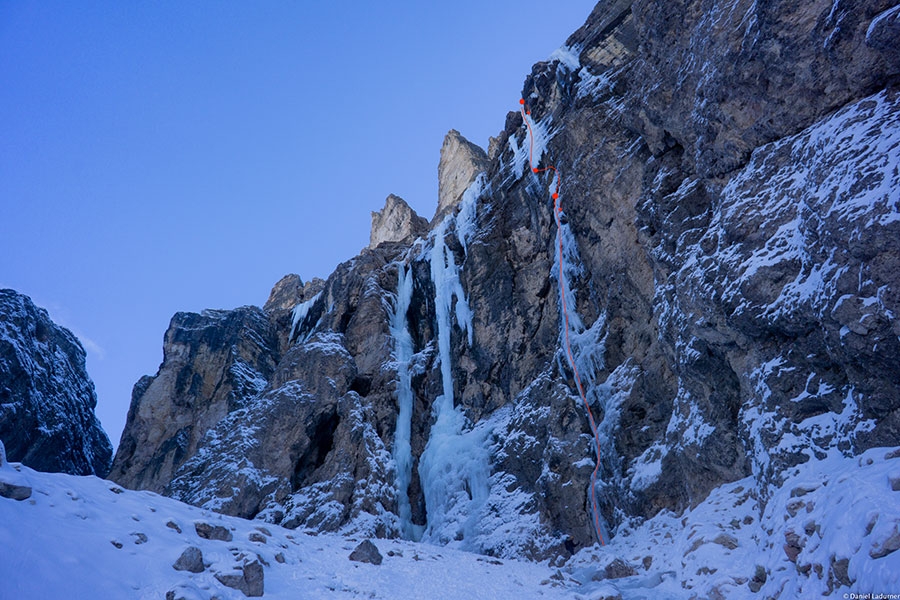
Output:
[
  {"xmin": 571, "ymin": 446, "xmax": 900, "ymax": 598},
  {"xmin": 0, "ymin": 457, "xmax": 581, "ymax": 600},
  {"xmin": 3, "ymin": 442, "xmax": 898, "ymax": 599}
]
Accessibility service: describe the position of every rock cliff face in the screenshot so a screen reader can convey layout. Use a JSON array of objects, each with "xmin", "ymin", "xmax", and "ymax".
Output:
[
  {"xmin": 0, "ymin": 289, "xmax": 112, "ymax": 475},
  {"xmin": 108, "ymin": 306, "xmax": 280, "ymax": 492},
  {"xmin": 112, "ymin": 0, "xmax": 899, "ymax": 587}
]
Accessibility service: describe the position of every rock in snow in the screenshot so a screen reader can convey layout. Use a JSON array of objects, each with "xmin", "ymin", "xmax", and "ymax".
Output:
[
  {"xmin": 349, "ymin": 539, "xmax": 384, "ymax": 566},
  {"xmin": 0, "ymin": 464, "xmax": 608, "ymax": 598},
  {"xmin": 214, "ymin": 557, "xmax": 264, "ymax": 597},
  {"xmin": 172, "ymin": 546, "xmax": 205, "ymax": 573},
  {"xmin": 0, "ymin": 474, "xmax": 32, "ymax": 501},
  {"xmin": 0, "ymin": 289, "xmax": 112, "ymax": 476},
  {"xmin": 194, "ymin": 521, "xmax": 233, "ymax": 542},
  {"xmin": 2, "ymin": 451, "xmax": 899, "ymax": 598}
]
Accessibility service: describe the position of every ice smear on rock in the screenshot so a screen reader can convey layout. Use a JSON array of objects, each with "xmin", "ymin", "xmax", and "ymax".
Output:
[
  {"xmin": 551, "ymin": 203, "xmax": 615, "ymax": 544},
  {"xmin": 289, "ymin": 291, "xmax": 322, "ymax": 342},
  {"xmin": 505, "ymin": 112, "xmax": 553, "ymax": 183}
]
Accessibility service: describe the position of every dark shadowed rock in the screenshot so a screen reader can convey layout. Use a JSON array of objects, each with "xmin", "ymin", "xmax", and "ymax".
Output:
[
  {"xmin": 784, "ymin": 531, "xmax": 803, "ymax": 563},
  {"xmin": 165, "ymin": 587, "xmax": 201, "ymax": 600},
  {"xmin": 0, "ymin": 475, "xmax": 32, "ymax": 501},
  {"xmin": 869, "ymin": 524, "xmax": 900, "ymax": 559},
  {"xmin": 266, "ymin": 275, "xmax": 326, "ymax": 358},
  {"xmin": 130, "ymin": 532, "xmax": 148, "ymax": 545},
  {"xmin": 604, "ymin": 558, "xmax": 637, "ymax": 580},
  {"xmin": 622, "ymin": 0, "xmax": 896, "ymax": 177},
  {"xmin": 749, "ymin": 565, "xmax": 768, "ymax": 593},
  {"xmin": 349, "ymin": 539, "xmax": 383, "ymax": 565},
  {"xmin": 0, "ymin": 289, "xmax": 112, "ymax": 476},
  {"xmin": 866, "ymin": 5, "xmax": 900, "ymax": 69},
  {"xmin": 248, "ymin": 531, "xmax": 266, "ymax": 544}
]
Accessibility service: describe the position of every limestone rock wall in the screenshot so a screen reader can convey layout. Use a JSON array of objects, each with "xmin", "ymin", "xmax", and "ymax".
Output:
[
  {"xmin": 0, "ymin": 289, "xmax": 112, "ymax": 476},
  {"xmin": 109, "ymin": 307, "xmax": 279, "ymax": 492},
  {"xmin": 110, "ymin": 0, "xmax": 900, "ymax": 566}
]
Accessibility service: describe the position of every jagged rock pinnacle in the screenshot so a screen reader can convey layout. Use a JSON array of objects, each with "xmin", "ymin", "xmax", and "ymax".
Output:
[
  {"xmin": 369, "ymin": 194, "xmax": 428, "ymax": 249},
  {"xmin": 436, "ymin": 130, "xmax": 488, "ymax": 219}
]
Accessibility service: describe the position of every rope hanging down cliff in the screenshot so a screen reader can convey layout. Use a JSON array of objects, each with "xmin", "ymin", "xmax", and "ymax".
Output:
[{"xmin": 519, "ymin": 98, "xmax": 606, "ymax": 547}]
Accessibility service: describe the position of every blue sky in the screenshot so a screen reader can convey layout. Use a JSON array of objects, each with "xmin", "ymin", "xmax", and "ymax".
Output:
[{"xmin": 1, "ymin": 1, "xmax": 598, "ymax": 449}]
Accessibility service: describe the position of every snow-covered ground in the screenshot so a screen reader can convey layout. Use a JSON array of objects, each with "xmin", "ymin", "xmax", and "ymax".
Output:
[
  {"xmin": 3, "ymin": 444, "xmax": 899, "ymax": 599},
  {"xmin": 0, "ymin": 458, "xmax": 580, "ymax": 600},
  {"xmin": 572, "ymin": 447, "xmax": 900, "ymax": 599}
]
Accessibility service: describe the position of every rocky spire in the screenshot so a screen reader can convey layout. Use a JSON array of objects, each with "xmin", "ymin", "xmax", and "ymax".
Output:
[
  {"xmin": 264, "ymin": 274, "xmax": 304, "ymax": 313},
  {"xmin": 436, "ymin": 130, "xmax": 488, "ymax": 219},
  {"xmin": 369, "ymin": 194, "xmax": 428, "ymax": 249}
]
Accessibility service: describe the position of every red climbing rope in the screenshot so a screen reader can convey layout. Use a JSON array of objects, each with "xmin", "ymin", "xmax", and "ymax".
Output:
[{"xmin": 520, "ymin": 99, "xmax": 606, "ymax": 547}]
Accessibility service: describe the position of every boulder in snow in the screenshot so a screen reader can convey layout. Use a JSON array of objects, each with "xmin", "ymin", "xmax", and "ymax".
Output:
[
  {"xmin": 603, "ymin": 558, "xmax": 637, "ymax": 579},
  {"xmin": 869, "ymin": 524, "xmax": 900, "ymax": 559},
  {"xmin": 248, "ymin": 531, "xmax": 267, "ymax": 544},
  {"xmin": 173, "ymin": 546, "xmax": 204, "ymax": 573},
  {"xmin": 0, "ymin": 459, "xmax": 32, "ymax": 501},
  {"xmin": 165, "ymin": 583, "xmax": 209, "ymax": 600},
  {"xmin": 349, "ymin": 539, "xmax": 383, "ymax": 565},
  {"xmin": 0, "ymin": 478, "xmax": 32, "ymax": 501},
  {"xmin": 214, "ymin": 558, "xmax": 264, "ymax": 597},
  {"xmin": 194, "ymin": 521, "xmax": 232, "ymax": 542}
]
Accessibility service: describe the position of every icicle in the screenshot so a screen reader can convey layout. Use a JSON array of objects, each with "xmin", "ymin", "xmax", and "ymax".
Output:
[
  {"xmin": 389, "ymin": 263, "xmax": 422, "ymax": 540},
  {"xmin": 455, "ymin": 174, "xmax": 485, "ymax": 254},
  {"xmin": 418, "ymin": 213, "xmax": 489, "ymax": 548}
]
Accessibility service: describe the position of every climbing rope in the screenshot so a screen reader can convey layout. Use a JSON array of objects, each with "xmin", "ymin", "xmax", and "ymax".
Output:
[{"xmin": 520, "ymin": 98, "xmax": 606, "ymax": 547}]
